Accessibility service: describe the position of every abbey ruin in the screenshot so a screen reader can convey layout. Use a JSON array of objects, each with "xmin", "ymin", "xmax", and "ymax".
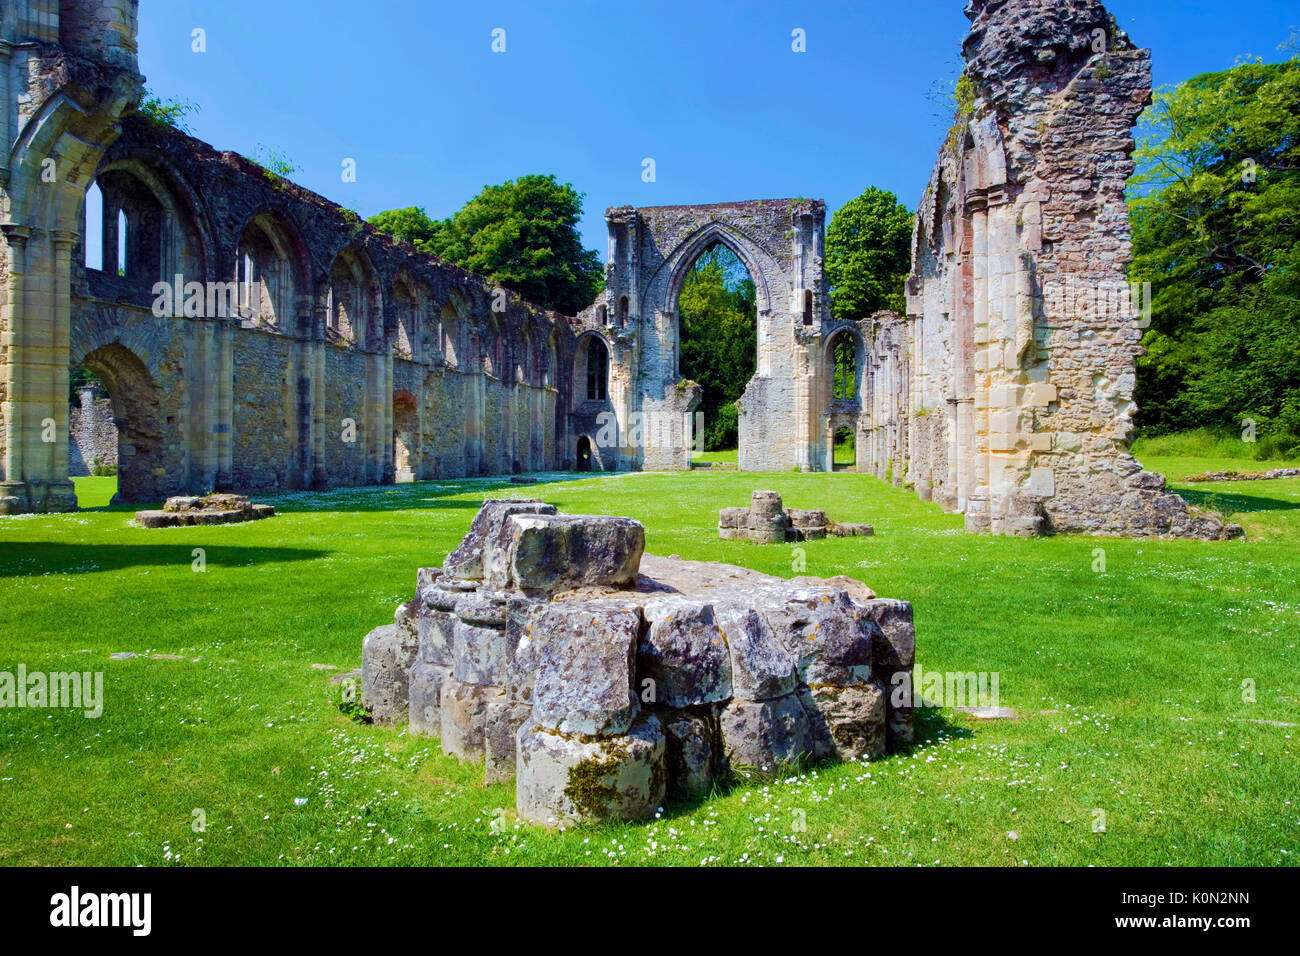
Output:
[{"xmin": 0, "ymin": 0, "xmax": 1236, "ymax": 537}]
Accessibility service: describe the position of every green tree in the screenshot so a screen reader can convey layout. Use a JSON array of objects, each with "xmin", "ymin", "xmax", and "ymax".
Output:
[
  {"xmin": 368, "ymin": 206, "xmax": 442, "ymax": 253},
  {"xmin": 420, "ymin": 174, "xmax": 602, "ymax": 314},
  {"xmin": 1128, "ymin": 53, "xmax": 1300, "ymax": 443},
  {"xmin": 679, "ymin": 244, "xmax": 757, "ymax": 450},
  {"xmin": 825, "ymin": 187, "xmax": 914, "ymax": 318}
]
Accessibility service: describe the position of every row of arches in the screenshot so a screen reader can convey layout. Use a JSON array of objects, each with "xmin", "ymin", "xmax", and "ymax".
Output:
[{"xmin": 80, "ymin": 163, "xmax": 561, "ymax": 384}]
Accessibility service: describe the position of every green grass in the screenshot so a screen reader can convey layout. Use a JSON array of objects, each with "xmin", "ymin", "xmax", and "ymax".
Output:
[
  {"xmin": 833, "ymin": 438, "xmax": 856, "ymax": 468},
  {"xmin": 73, "ymin": 476, "xmax": 118, "ymax": 509},
  {"xmin": 1, "ymin": 456, "xmax": 1297, "ymax": 867},
  {"xmin": 1133, "ymin": 428, "xmax": 1300, "ymax": 462},
  {"xmin": 692, "ymin": 449, "xmax": 737, "ymax": 466}
]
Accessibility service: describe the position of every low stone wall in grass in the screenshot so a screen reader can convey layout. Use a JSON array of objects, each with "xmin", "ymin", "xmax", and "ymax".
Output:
[
  {"xmin": 135, "ymin": 494, "xmax": 275, "ymax": 528},
  {"xmin": 360, "ymin": 498, "xmax": 916, "ymax": 827},
  {"xmin": 719, "ymin": 490, "xmax": 874, "ymax": 544}
]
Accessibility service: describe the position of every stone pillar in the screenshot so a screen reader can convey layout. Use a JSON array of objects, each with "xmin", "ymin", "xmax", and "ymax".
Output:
[
  {"xmin": 311, "ymin": 296, "xmax": 328, "ymax": 488},
  {"xmin": 965, "ymin": 196, "xmax": 990, "ymax": 532},
  {"xmin": 0, "ymin": 225, "xmax": 79, "ymax": 513},
  {"xmin": 0, "ymin": 225, "xmax": 33, "ymax": 513}
]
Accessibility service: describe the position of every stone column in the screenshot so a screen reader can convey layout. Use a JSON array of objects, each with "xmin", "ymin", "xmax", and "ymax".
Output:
[
  {"xmin": 216, "ymin": 313, "xmax": 235, "ymax": 490},
  {"xmin": 44, "ymin": 229, "xmax": 79, "ymax": 509},
  {"xmin": 964, "ymin": 195, "xmax": 990, "ymax": 531},
  {"xmin": 0, "ymin": 225, "xmax": 32, "ymax": 512}
]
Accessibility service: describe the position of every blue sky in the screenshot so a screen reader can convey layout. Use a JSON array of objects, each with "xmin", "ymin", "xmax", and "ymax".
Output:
[{"xmin": 134, "ymin": 0, "xmax": 1299, "ymax": 257}]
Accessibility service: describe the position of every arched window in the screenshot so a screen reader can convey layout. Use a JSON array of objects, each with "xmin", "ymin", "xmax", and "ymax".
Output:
[
  {"xmin": 597, "ymin": 304, "xmax": 608, "ymax": 327},
  {"xmin": 586, "ymin": 337, "xmax": 609, "ymax": 401},
  {"xmin": 439, "ymin": 301, "xmax": 462, "ymax": 368},
  {"xmin": 618, "ymin": 296, "xmax": 629, "ymax": 328},
  {"xmin": 803, "ymin": 289, "xmax": 813, "ymax": 326},
  {"xmin": 831, "ymin": 333, "xmax": 857, "ymax": 400},
  {"xmin": 392, "ymin": 278, "xmax": 418, "ymax": 360},
  {"xmin": 83, "ymin": 181, "xmax": 104, "ymax": 270}
]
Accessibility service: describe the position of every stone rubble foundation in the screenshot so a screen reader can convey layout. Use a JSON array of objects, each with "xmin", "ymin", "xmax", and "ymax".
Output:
[
  {"xmin": 361, "ymin": 499, "xmax": 917, "ymax": 826},
  {"xmin": 134, "ymin": 494, "xmax": 275, "ymax": 528},
  {"xmin": 719, "ymin": 490, "xmax": 874, "ymax": 543}
]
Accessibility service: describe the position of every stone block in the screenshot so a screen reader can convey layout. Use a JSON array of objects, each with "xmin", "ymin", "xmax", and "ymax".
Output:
[
  {"xmin": 496, "ymin": 514, "xmax": 645, "ymax": 593},
  {"xmin": 856, "ymin": 598, "xmax": 916, "ymax": 669},
  {"xmin": 718, "ymin": 507, "xmax": 749, "ymax": 529},
  {"xmin": 713, "ymin": 602, "xmax": 796, "ymax": 701},
  {"xmin": 638, "ymin": 598, "xmax": 732, "ymax": 707},
  {"xmin": 720, "ymin": 694, "xmax": 814, "ymax": 771},
  {"xmin": 439, "ymin": 675, "xmax": 504, "ymax": 761},
  {"xmin": 748, "ymin": 514, "xmax": 788, "ymax": 546},
  {"xmin": 515, "ymin": 713, "xmax": 667, "ymax": 826},
  {"xmin": 452, "ymin": 620, "xmax": 515, "ymax": 687},
  {"xmin": 418, "ymin": 609, "xmax": 455, "ymax": 667},
  {"xmin": 801, "ymin": 682, "xmax": 886, "ymax": 762},
  {"xmin": 361, "ymin": 623, "xmax": 416, "ymax": 726},
  {"xmin": 758, "ymin": 587, "xmax": 875, "ymax": 686},
  {"xmin": 444, "ymin": 498, "xmax": 557, "ymax": 581},
  {"xmin": 531, "ymin": 604, "xmax": 641, "ymax": 736},
  {"xmin": 484, "ymin": 700, "xmax": 533, "ymax": 784},
  {"xmin": 663, "ymin": 713, "xmax": 715, "ymax": 800},
  {"xmin": 879, "ymin": 667, "xmax": 916, "ymax": 752},
  {"xmin": 408, "ymin": 661, "xmax": 450, "ymax": 737}
]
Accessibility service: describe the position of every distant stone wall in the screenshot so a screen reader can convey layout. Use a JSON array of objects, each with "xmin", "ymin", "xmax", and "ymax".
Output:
[
  {"xmin": 68, "ymin": 387, "xmax": 118, "ymax": 476},
  {"xmin": 574, "ymin": 200, "xmax": 834, "ymax": 473}
]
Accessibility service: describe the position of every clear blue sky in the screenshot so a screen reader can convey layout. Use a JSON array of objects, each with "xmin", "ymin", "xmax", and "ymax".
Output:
[{"xmin": 135, "ymin": 0, "xmax": 1298, "ymax": 257}]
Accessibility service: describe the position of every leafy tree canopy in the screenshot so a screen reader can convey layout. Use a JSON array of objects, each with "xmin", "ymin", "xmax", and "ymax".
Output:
[
  {"xmin": 1128, "ymin": 52, "xmax": 1300, "ymax": 447},
  {"xmin": 373, "ymin": 175, "xmax": 602, "ymax": 315},
  {"xmin": 825, "ymin": 186, "xmax": 914, "ymax": 318},
  {"xmin": 368, "ymin": 206, "xmax": 441, "ymax": 253}
]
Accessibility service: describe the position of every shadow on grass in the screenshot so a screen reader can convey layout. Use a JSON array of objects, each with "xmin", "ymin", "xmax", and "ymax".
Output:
[
  {"xmin": 0, "ymin": 543, "xmax": 330, "ymax": 577},
  {"xmin": 1174, "ymin": 488, "xmax": 1300, "ymax": 514},
  {"xmin": 247, "ymin": 472, "xmax": 596, "ymax": 515}
]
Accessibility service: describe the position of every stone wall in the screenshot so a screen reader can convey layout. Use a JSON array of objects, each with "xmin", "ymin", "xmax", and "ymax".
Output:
[
  {"xmin": 893, "ymin": 0, "xmax": 1239, "ymax": 538},
  {"xmin": 68, "ymin": 385, "xmax": 117, "ymax": 475},
  {"xmin": 0, "ymin": 0, "xmax": 580, "ymax": 512}
]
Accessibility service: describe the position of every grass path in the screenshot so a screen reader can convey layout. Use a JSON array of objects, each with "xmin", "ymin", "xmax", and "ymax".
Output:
[{"xmin": 0, "ymin": 455, "xmax": 1296, "ymax": 866}]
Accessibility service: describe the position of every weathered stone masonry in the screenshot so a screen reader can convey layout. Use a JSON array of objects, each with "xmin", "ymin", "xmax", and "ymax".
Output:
[
  {"xmin": 573, "ymin": 200, "xmax": 872, "ymax": 474},
  {"xmin": 1, "ymin": 0, "xmax": 580, "ymax": 512},
  {"xmin": 887, "ymin": 0, "xmax": 1239, "ymax": 538},
  {"xmin": 362, "ymin": 499, "xmax": 917, "ymax": 826}
]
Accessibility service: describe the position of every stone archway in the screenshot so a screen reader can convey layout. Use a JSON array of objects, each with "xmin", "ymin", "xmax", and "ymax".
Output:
[
  {"xmin": 74, "ymin": 343, "xmax": 165, "ymax": 504},
  {"xmin": 393, "ymin": 389, "xmax": 418, "ymax": 483},
  {"xmin": 599, "ymin": 200, "xmax": 828, "ymax": 472}
]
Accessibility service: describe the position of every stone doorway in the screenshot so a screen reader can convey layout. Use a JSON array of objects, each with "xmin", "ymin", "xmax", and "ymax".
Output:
[
  {"xmin": 393, "ymin": 391, "xmax": 418, "ymax": 483},
  {"xmin": 72, "ymin": 344, "xmax": 164, "ymax": 504}
]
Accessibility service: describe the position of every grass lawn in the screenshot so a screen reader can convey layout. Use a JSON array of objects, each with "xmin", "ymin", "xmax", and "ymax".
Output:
[{"xmin": 1, "ymin": 452, "xmax": 1297, "ymax": 866}]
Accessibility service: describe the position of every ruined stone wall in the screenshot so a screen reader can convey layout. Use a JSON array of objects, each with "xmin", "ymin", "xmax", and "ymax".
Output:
[
  {"xmin": 1, "ymin": 0, "xmax": 578, "ymax": 511},
  {"xmin": 575, "ymin": 200, "xmax": 832, "ymax": 473},
  {"xmin": 898, "ymin": 0, "xmax": 1237, "ymax": 538},
  {"xmin": 68, "ymin": 386, "xmax": 116, "ymax": 475}
]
